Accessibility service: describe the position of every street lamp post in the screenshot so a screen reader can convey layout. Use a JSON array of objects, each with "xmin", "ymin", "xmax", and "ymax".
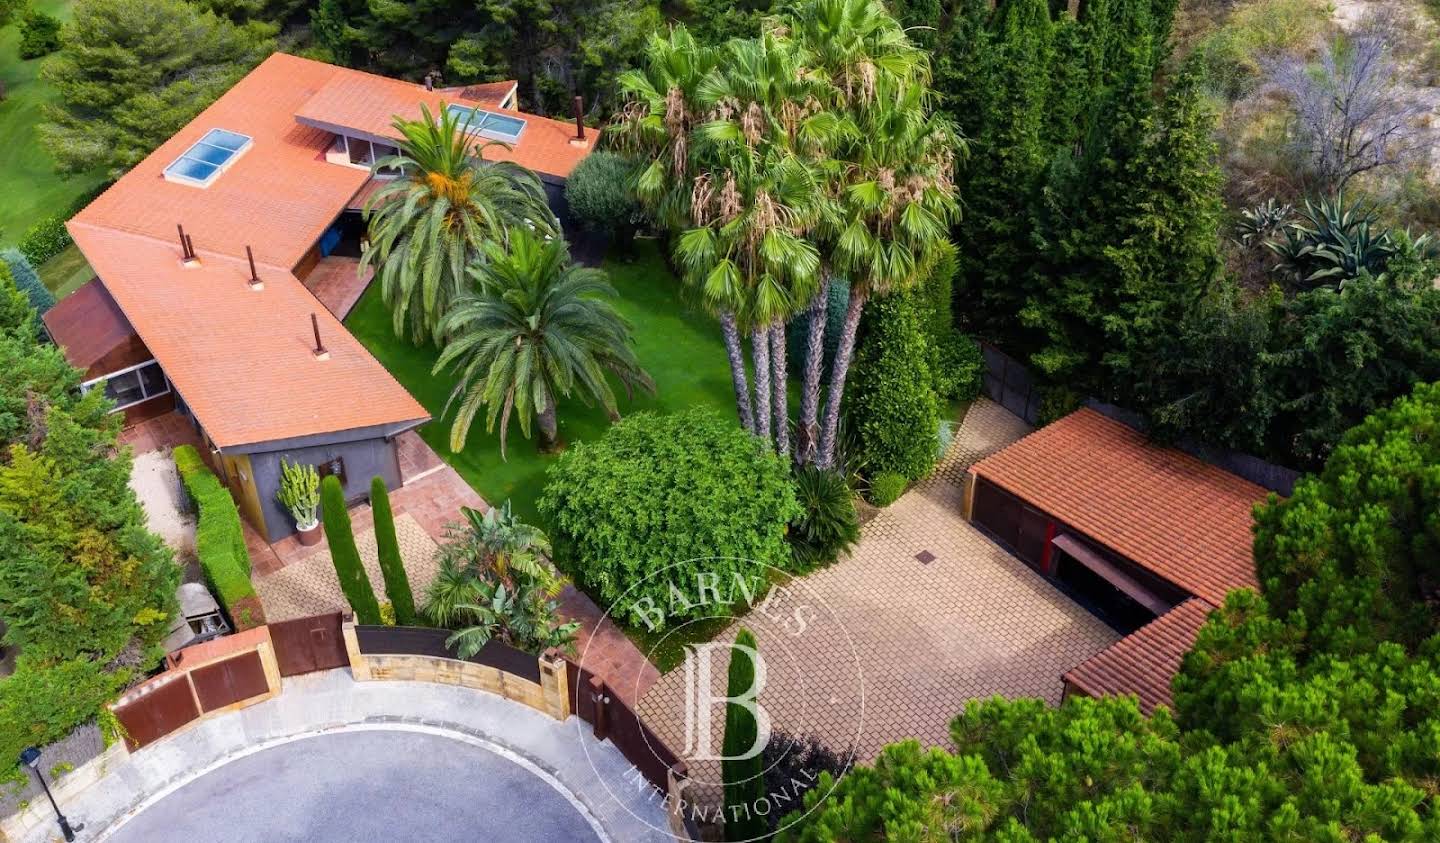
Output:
[{"xmin": 19, "ymin": 747, "xmax": 76, "ymax": 842}]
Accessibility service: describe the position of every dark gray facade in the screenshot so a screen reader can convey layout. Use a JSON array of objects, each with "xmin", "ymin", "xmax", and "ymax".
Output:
[{"xmin": 231, "ymin": 421, "xmax": 421, "ymax": 542}]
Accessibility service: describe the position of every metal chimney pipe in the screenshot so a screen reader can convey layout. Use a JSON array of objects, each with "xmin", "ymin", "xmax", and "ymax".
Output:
[
  {"xmin": 572, "ymin": 96, "xmax": 586, "ymax": 141},
  {"xmin": 311, "ymin": 313, "xmax": 328, "ymax": 358},
  {"xmin": 245, "ymin": 246, "xmax": 262, "ymax": 288},
  {"xmin": 424, "ymin": 73, "xmax": 433, "ymax": 92},
  {"xmin": 177, "ymin": 224, "xmax": 191, "ymax": 259},
  {"xmin": 184, "ymin": 235, "xmax": 196, "ymax": 260}
]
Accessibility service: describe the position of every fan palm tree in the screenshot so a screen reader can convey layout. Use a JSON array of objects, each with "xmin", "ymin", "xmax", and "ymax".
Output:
[
  {"xmin": 676, "ymin": 32, "xmax": 837, "ymax": 452},
  {"xmin": 772, "ymin": 0, "xmax": 937, "ymax": 464},
  {"xmin": 614, "ymin": 28, "xmax": 764, "ymax": 433},
  {"xmin": 362, "ymin": 103, "xmax": 556, "ymax": 345},
  {"xmin": 432, "ymin": 229, "xmax": 653, "ymax": 456},
  {"xmin": 814, "ymin": 79, "xmax": 961, "ymax": 469}
]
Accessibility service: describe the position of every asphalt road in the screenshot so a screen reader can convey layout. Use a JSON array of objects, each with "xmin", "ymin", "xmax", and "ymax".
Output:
[{"xmin": 104, "ymin": 729, "xmax": 603, "ymax": 843}]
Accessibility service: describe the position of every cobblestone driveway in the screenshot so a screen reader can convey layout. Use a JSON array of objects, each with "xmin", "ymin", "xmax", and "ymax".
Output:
[{"xmin": 637, "ymin": 400, "xmax": 1120, "ymax": 767}]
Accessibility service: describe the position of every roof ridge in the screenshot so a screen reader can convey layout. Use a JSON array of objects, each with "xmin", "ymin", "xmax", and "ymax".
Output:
[{"xmin": 67, "ymin": 220, "xmax": 294, "ymax": 274}]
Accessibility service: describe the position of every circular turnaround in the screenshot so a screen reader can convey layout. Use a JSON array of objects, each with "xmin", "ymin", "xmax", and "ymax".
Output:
[{"xmin": 105, "ymin": 728, "xmax": 603, "ymax": 843}]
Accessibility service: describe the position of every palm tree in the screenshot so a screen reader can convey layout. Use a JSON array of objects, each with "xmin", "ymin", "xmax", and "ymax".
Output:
[
  {"xmin": 772, "ymin": 0, "xmax": 936, "ymax": 464},
  {"xmin": 815, "ymin": 77, "xmax": 960, "ymax": 468},
  {"xmin": 691, "ymin": 33, "xmax": 841, "ymax": 456},
  {"xmin": 362, "ymin": 103, "xmax": 556, "ymax": 345},
  {"xmin": 614, "ymin": 29, "xmax": 761, "ymax": 433},
  {"xmin": 432, "ymin": 229, "xmax": 653, "ymax": 456}
]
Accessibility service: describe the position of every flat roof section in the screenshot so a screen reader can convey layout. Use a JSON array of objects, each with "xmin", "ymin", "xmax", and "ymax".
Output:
[
  {"xmin": 41, "ymin": 279, "xmax": 135, "ymax": 373},
  {"xmin": 970, "ymin": 408, "xmax": 1267, "ymax": 606}
]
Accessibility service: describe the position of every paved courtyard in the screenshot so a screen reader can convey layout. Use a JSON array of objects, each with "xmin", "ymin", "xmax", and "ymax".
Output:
[
  {"xmin": 254, "ymin": 511, "xmax": 442, "ymax": 622},
  {"xmin": 637, "ymin": 400, "xmax": 1121, "ymax": 770}
]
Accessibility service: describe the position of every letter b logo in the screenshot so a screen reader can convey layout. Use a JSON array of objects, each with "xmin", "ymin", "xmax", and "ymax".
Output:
[{"xmin": 682, "ymin": 641, "xmax": 771, "ymax": 760}]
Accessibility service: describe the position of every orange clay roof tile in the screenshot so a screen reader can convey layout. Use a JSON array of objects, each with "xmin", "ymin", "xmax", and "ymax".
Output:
[
  {"xmin": 971, "ymin": 408, "xmax": 1266, "ymax": 606},
  {"xmin": 1064, "ymin": 598, "xmax": 1213, "ymax": 713},
  {"xmin": 66, "ymin": 52, "xmax": 599, "ymax": 448},
  {"xmin": 68, "ymin": 223, "xmax": 427, "ymax": 448},
  {"xmin": 295, "ymin": 67, "xmax": 594, "ymax": 179}
]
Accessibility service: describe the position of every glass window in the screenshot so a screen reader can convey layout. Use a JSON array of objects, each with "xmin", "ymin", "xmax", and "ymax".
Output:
[
  {"xmin": 347, "ymin": 137, "xmax": 373, "ymax": 167},
  {"xmin": 372, "ymin": 142, "xmax": 402, "ymax": 176},
  {"xmin": 103, "ymin": 371, "xmax": 144, "ymax": 407},
  {"xmin": 138, "ymin": 362, "xmax": 166, "ymax": 396}
]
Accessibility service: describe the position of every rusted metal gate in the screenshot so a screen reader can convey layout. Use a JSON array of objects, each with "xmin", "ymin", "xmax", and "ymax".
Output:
[
  {"xmin": 565, "ymin": 658, "xmax": 682, "ymax": 792},
  {"xmin": 112, "ymin": 674, "xmax": 201, "ymax": 751},
  {"xmin": 191, "ymin": 651, "xmax": 269, "ymax": 712},
  {"xmin": 270, "ymin": 612, "xmax": 348, "ymax": 676}
]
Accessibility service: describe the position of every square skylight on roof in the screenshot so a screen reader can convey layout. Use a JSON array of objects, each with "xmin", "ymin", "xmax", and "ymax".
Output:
[
  {"xmin": 446, "ymin": 104, "xmax": 526, "ymax": 144},
  {"xmin": 162, "ymin": 128, "xmax": 253, "ymax": 188}
]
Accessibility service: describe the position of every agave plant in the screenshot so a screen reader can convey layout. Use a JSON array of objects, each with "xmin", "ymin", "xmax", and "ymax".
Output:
[
  {"xmin": 1234, "ymin": 199, "xmax": 1293, "ymax": 247},
  {"xmin": 1266, "ymin": 192, "xmax": 1398, "ymax": 290}
]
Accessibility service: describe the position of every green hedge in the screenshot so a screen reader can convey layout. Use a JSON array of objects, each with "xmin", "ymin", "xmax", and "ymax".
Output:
[
  {"xmin": 846, "ymin": 290, "xmax": 942, "ymax": 481},
  {"xmin": 174, "ymin": 445, "xmax": 259, "ymax": 624},
  {"xmin": 868, "ymin": 471, "xmax": 907, "ymax": 506},
  {"xmin": 322, "ymin": 475, "xmax": 381, "ymax": 624},
  {"xmin": 0, "ymin": 657, "xmax": 127, "ymax": 787}
]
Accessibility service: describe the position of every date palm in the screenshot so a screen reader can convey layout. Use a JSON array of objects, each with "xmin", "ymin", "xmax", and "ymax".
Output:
[
  {"xmin": 363, "ymin": 103, "xmax": 556, "ymax": 345},
  {"xmin": 433, "ymin": 229, "xmax": 653, "ymax": 456}
]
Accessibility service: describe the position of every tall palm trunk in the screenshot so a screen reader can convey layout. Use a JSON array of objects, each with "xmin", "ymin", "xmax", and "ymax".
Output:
[
  {"xmin": 817, "ymin": 287, "xmax": 868, "ymax": 469},
  {"xmin": 796, "ymin": 285, "xmax": 828, "ymax": 464},
  {"xmin": 537, "ymin": 394, "xmax": 561, "ymax": 453},
  {"xmin": 720, "ymin": 311, "xmax": 755, "ymax": 433},
  {"xmin": 769, "ymin": 322, "xmax": 789, "ymax": 457},
  {"xmin": 751, "ymin": 327, "xmax": 772, "ymax": 443}
]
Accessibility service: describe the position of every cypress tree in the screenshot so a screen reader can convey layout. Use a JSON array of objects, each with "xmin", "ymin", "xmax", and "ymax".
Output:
[
  {"xmin": 846, "ymin": 290, "xmax": 941, "ymax": 480},
  {"xmin": 956, "ymin": 0, "xmax": 1053, "ymax": 337},
  {"xmin": 370, "ymin": 476, "xmax": 417, "ymax": 625},
  {"xmin": 0, "ymin": 261, "xmax": 34, "ymax": 336},
  {"xmin": 321, "ymin": 475, "xmax": 381, "ymax": 624},
  {"xmin": 722, "ymin": 628, "xmax": 767, "ymax": 842}
]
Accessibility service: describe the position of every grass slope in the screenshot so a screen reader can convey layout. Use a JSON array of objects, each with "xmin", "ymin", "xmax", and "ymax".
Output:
[
  {"xmin": 1, "ymin": 1, "xmax": 102, "ymax": 296},
  {"xmin": 345, "ymin": 240, "xmax": 740, "ymax": 526}
]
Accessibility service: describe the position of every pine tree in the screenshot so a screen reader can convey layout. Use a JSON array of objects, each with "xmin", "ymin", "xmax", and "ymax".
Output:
[
  {"xmin": 0, "ymin": 249, "xmax": 53, "ymax": 318},
  {"xmin": 722, "ymin": 628, "xmax": 767, "ymax": 842},
  {"xmin": 0, "ymin": 261, "xmax": 34, "ymax": 337},
  {"xmin": 321, "ymin": 475, "xmax": 381, "ymax": 624},
  {"xmin": 369, "ymin": 476, "xmax": 417, "ymax": 625}
]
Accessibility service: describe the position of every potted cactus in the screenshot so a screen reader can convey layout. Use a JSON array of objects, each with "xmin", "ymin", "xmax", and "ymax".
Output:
[{"xmin": 277, "ymin": 458, "xmax": 322, "ymax": 545}]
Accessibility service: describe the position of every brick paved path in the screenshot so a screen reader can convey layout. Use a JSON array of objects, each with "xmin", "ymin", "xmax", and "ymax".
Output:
[{"xmin": 637, "ymin": 400, "xmax": 1120, "ymax": 778}]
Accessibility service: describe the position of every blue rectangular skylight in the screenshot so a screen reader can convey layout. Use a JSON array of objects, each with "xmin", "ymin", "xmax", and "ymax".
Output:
[
  {"xmin": 162, "ymin": 128, "xmax": 253, "ymax": 187},
  {"xmin": 446, "ymin": 104, "xmax": 526, "ymax": 144}
]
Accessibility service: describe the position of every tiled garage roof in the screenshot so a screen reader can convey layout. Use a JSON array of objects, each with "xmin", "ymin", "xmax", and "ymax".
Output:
[
  {"xmin": 1063, "ymin": 598, "xmax": 1212, "ymax": 713},
  {"xmin": 970, "ymin": 408, "xmax": 1266, "ymax": 606}
]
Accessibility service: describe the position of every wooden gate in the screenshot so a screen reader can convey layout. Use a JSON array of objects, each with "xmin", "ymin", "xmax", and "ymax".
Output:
[{"xmin": 270, "ymin": 612, "xmax": 349, "ymax": 676}]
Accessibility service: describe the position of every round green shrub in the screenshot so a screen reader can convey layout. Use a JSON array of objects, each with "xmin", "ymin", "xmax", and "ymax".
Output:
[
  {"xmin": 845, "ymin": 289, "xmax": 941, "ymax": 480},
  {"xmin": 19, "ymin": 216, "xmax": 72, "ymax": 267},
  {"xmin": 564, "ymin": 150, "xmax": 641, "ymax": 236},
  {"xmin": 18, "ymin": 9, "xmax": 62, "ymax": 60},
  {"xmin": 538, "ymin": 408, "xmax": 801, "ymax": 630},
  {"xmin": 867, "ymin": 471, "xmax": 907, "ymax": 507},
  {"xmin": 788, "ymin": 465, "xmax": 860, "ymax": 571},
  {"xmin": 933, "ymin": 331, "xmax": 984, "ymax": 401}
]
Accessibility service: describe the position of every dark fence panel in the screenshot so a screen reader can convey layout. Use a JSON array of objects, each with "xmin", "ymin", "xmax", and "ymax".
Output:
[
  {"xmin": 191, "ymin": 651, "xmax": 269, "ymax": 713},
  {"xmin": 979, "ymin": 343, "xmax": 1299, "ymax": 495},
  {"xmin": 567, "ymin": 659, "xmax": 601, "ymax": 728},
  {"xmin": 271, "ymin": 612, "xmax": 348, "ymax": 677},
  {"xmin": 565, "ymin": 657, "xmax": 680, "ymax": 792},
  {"xmin": 355, "ymin": 625, "xmax": 542, "ymax": 684},
  {"xmin": 112, "ymin": 675, "xmax": 200, "ymax": 751},
  {"xmin": 981, "ymin": 343, "xmax": 1042, "ymax": 424}
]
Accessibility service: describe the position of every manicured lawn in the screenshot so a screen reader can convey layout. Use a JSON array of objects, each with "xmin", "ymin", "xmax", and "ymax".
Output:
[
  {"xmin": 345, "ymin": 239, "xmax": 739, "ymax": 526},
  {"xmin": 39, "ymin": 243, "xmax": 94, "ymax": 296},
  {"xmin": 0, "ymin": 1, "xmax": 105, "ymax": 253}
]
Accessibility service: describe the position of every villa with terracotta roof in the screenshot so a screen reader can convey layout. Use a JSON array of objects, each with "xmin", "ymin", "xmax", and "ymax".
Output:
[
  {"xmin": 42, "ymin": 53, "xmax": 595, "ymax": 542},
  {"xmin": 963, "ymin": 408, "xmax": 1270, "ymax": 712}
]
